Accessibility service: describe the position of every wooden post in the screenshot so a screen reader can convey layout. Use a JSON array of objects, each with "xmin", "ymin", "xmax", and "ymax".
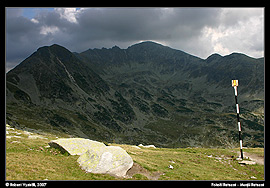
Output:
[{"xmin": 232, "ymin": 80, "xmax": 243, "ymax": 159}]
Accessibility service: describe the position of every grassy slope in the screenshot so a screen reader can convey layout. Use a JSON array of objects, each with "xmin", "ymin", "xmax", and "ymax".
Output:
[{"xmin": 6, "ymin": 125, "xmax": 264, "ymax": 180}]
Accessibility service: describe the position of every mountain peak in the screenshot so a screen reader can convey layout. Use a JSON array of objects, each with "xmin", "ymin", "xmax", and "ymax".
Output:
[
  {"xmin": 206, "ymin": 53, "xmax": 222, "ymax": 62},
  {"xmin": 112, "ymin": 45, "xmax": 121, "ymax": 50},
  {"xmin": 128, "ymin": 41, "xmax": 165, "ymax": 49},
  {"xmin": 35, "ymin": 44, "xmax": 68, "ymax": 54},
  {"xmin": 49, "ymin": 44, "xmax": 71, "ymax": 52},
  {"xmin": 50, "ymin": 43, "xmax": 63, "ymax": 48},
  {"xmin": 206, "ymin": 53, "xmax": 222, "ymax": 59},
  {"xmin": 39, "ymin": 44, "xmax": 74, "ymax": 61}
]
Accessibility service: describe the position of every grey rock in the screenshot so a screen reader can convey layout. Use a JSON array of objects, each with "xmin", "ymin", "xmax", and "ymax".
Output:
[
  {"xmin": 138, "ymin": 144, "xmax": 156, "ymax": 148},
  {"xmin": 238, "ymin": 160, "xmax": 256, "ymax": 165},
  {"xmin": 77, "ymin": 146, "xmax": 133, "ymax": 177},
  {"xmin": 28, "ymin": 135, "xmax": 47, "ymax": 139},
  {"xmin": 49, "ymin": 138, "xmax": 106, "ymax": 155}
]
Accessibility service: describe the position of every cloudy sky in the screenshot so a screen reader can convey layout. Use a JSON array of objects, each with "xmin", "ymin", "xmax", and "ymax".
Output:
[{"xmin": 6, "ymin": 7, "xmax": 264, "ymax": 72}]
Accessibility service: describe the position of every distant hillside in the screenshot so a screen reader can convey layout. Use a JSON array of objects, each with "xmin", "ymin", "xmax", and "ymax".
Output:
[{"xmin": 6, "ymin": 41, "xmax": 264, "ymax": 148}]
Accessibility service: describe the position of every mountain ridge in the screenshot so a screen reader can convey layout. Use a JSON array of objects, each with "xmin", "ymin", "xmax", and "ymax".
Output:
[{"xmin": 6, "ymin": 41, "xmax": 264, "ymax": 148}]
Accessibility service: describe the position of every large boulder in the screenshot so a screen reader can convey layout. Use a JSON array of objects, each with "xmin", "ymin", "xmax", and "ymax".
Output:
[
  {"xmin": 77, "ymin": 146, "xmax": 133, "ymax": 177},
  {"xmin": 48, "ymin": 138, "xmax": 106, "ymax": 155}
]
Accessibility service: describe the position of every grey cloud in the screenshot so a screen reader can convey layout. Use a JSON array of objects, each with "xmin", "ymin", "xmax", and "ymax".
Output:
[
  {"xmin": 75, "ymin": 8, "xmax": 163, "ymax": 41},
  {"xmin": 6, "ymin": 8, "xmax": 264, "ymax": 72},
  {"xmin": 70, "ymin": 8, "xmax": 222, "ymax": 51},
  {"xmin": 7, "ymin": 16, "xmax": 42, "ymax": 64},
  {"xmin": 6, "ymin": 8, "xmax": 23, "ymax": 18}
]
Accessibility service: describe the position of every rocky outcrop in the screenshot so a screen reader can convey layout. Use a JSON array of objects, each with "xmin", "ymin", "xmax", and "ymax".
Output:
[
  {"xmin": 138, "ymin": 144, "xmax": 156, "ymax": 148},
  {"xmin": 77, "ymin": 146, "xmax": 133, "ymax": 177},
  {"xmin": 49, "ymin": 138, "xmax": 133, "ymax": 177},
  {"xmin": 48, "ymin": 138, "xmax": 106, "ymax": 155}
]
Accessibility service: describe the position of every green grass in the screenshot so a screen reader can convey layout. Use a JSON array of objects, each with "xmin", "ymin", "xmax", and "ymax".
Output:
[
  {"xmin": 6, "ymin": 125, "xmax": 264, "ymax": 180},
  {"xmin": 6, "ymin": 127, "xmax": 116, "ymax": 180},
  {"xmin": 118, "ymin": 145, "xmax": 264, "ymax": 180}
]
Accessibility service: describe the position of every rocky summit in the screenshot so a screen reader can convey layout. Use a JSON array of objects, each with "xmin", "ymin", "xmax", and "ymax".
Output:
[{"xmin": 6, "ymin": 41, "xmax": 264, "ymax": 148}]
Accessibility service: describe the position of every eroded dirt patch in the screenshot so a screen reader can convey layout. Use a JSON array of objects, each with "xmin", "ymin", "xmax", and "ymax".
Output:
[
  {"xmin": 243, "ymin": 152, "xmax": 264, "ymax": 165},
  {"xmin": 126, "ymin": 162, "xmax": 163, "ymax": 180}
]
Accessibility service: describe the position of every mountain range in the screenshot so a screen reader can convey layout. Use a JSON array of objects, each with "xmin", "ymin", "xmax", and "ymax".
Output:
[{"xmin": 6, "ymin": 41, "xmax": 264, "ymax": 148}]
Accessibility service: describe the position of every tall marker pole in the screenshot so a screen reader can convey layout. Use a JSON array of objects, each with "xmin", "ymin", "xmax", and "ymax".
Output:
[{"xmin": 232, "ymin": 80, "xmax": 243, "ymax": 159}]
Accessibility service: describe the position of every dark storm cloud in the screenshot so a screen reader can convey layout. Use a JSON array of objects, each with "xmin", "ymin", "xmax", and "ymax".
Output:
[
  {"xmin": 76, "ymin": 8, "xmax": 160, "ymax": 41},
  {"xmin": 6, "ymin": 13, "xmax": 44, "ymax": 70},
  {"xmin": 73, "ymin": 8, "xmax": 220, "ymax": 43},
  {"xmin": 6, "ymin": 8, "xmax": 264, "ymax": 72}
]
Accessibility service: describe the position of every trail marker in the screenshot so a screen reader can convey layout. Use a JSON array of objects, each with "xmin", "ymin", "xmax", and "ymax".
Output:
[{"xmin": 232, "ymin": 80, "xmax": 243, "ymax": 159}]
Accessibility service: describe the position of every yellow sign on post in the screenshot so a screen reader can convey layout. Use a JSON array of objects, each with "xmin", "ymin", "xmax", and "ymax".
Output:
[{"xmin": 232, "ymin": 80, "xmax": 238, "ymax": 87}]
